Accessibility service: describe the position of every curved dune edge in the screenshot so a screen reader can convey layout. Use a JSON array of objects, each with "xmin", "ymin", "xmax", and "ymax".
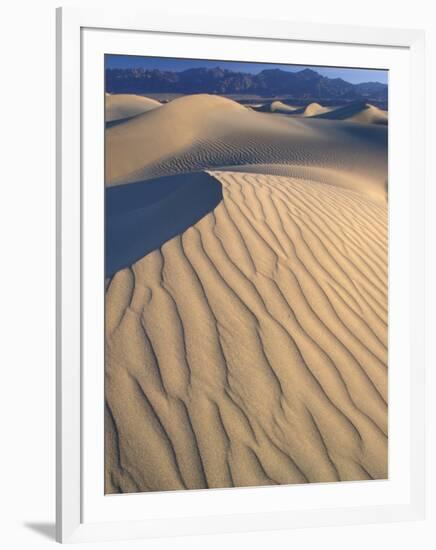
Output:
[
  {"xmin": 105, "ymin": 93, "xmax": 161, "ymax": 122},
  {"xmin": 105, "ymin": 172, "xmax": 223, "ymax": 277},
  {"xmin": 315, "ymin": 102, "xmax": 388, "ymax": 125},
  {"xmin": 302, "ymin": 102, "xmax": 333, "ymax": 117},
  {"xmin": 255, "ymin": 100, "xmax": 298, "ymax": 114},
  {"xmin": 105, "ymin": 170, "xmax": 387, "ymax": 494}
]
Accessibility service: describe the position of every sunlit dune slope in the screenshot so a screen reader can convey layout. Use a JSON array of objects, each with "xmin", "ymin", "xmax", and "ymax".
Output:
[
  {"xmin": 105, "ymin": 170, "xmax": 388, "ymax": 493},
  {"xmin": 302, "ymin": 102, "xmax": 333, "ymax": 117},
  {"xmin": 105, "ymin": 94, "xmax": 387, "ymax": 203}
]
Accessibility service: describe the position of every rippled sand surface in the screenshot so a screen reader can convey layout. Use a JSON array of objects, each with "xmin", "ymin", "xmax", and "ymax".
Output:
[{"xmin": 105, "ymin": 94, "xmax": 388, "ymax": 493}]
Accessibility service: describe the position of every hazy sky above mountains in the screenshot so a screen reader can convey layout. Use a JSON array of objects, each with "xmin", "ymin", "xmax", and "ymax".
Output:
[{"xmin": 106, "ymin": 55, "xmax": 388, "ymax": 85}]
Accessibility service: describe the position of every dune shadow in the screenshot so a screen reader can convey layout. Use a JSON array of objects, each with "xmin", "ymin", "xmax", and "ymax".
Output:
[
  {"xmin": 254, "ymin": 102, "xmax": 305, "ymax": 115},
  {"xmin": 106, "ymin": 172, "xmax": 223, "ymax": 277},
  {"xmin": 24, "ymin": 522, "xmax": 56, "ymax": 541},
  {"xmin": 315, "ymin": 100, "xmax": 388, "ymax": 126},
  {"xmin": 106, "ymin": 117, "xmax": 131, "ymax": 129},
  {"xmin": 315, "ymin": 100, "xmax": 369, "ymax": 120},
  {"xmin": 338, "ymin": 121, "xmax": 388, "ymax": 146},
  {"xmin": 106, "ymin": 113, "xmax": 142, "ymax": 128}
]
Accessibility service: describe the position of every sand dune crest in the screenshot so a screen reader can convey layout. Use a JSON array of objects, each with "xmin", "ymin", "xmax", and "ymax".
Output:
[
  {"xmin": 106, "ymin": 93, "xmax": 161, "ymax": 122},
  {"xmin": 255, "ymin": 100, "xmax": 298, "ymax": 114},
  {"xmin": 302, "ymin": 102, "xmax": 332, "ymax": 117},
  {"xmin": 316, "ymin": 102, "xmax": 388, "ymax": 125}
]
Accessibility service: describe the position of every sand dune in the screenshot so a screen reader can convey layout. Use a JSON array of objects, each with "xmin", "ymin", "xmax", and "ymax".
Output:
[
  {"xmin": 302, "ymin": 102, "xmax": 333, "ymax": 117},
  {"xmin": 255, "ymin": 100, "xmax": 298, "ymax": 114},
  {"xmin": 105, "ymin": 92, "xmax": 388, "ymax": 493},
  {"xmin": 105, "ymin": 170, "xmax": 387, "ymax": 493},
  {"xmin": 315, "ymin": 102, "xmax": 388, "ymax": 126},
  {"xmin": 106, "ymin": 94, "xmax": 387, "ymax": 203},
  {"xmin": 105, "ymin": 93, "xmax": 161, "ymax": 123},
  {"xmin": 252, "ymin": 101, "xmax": 386, "ymax": 125}
]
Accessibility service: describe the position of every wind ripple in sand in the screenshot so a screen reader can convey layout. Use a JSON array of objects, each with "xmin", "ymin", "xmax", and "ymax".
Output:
[
  {"xmin": 106, "ymin": 94, "xmax": 387, "ymax": 200},
  {"xmin": 105, "ymin": 170, "xmax": 387, "ymax": 493}
]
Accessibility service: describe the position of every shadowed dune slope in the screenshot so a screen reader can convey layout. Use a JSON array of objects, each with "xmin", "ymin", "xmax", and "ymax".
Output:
[
  {"xmin": 106, "ymin": 94, "xmax": 387, "ymax": 202},
  {"xmin": 105, "ymin": 170, "xmax": 388, "ymax": 493},
  {"xmin": 105, "ymin": 93, "xmax": 161, "ymax": 123},
  {"xmin": 315, "ymin": 101, "xmax": 388, "ymax": 125},
  {"xmin": 106, "ymin": 172, "xmax": 222, "ymax": 277}
]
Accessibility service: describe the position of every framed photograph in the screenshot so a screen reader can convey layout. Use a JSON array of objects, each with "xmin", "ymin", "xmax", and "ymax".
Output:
[{"xmin": 56, "ymin": 6, "xmax": 426, "ymax": 543}]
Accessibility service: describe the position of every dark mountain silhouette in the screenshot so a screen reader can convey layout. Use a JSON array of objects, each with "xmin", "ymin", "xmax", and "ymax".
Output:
[{"xmin": 106, "ymin": 66, "xmax": 387, "ymax": 104}]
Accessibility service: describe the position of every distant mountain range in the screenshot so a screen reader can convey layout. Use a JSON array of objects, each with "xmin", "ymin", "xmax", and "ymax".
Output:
[{"xmin": 106, "ymin": 67, "xmax": 388, "ymax": 105}]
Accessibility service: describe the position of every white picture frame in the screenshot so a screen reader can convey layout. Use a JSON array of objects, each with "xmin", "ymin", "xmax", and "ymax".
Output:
[{"xmin": 56, "ymin": 6, "xmax": 426, "ymax": 543}]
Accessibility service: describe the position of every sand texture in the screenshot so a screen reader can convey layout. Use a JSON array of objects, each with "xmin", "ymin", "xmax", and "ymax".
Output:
[
  {"xmin": 106, "ymin": 95, "xmax": 387, "ymax": 201},
  {"xmin": 105, "ymin": 94, "xmax": 388, "ymax": 493}
]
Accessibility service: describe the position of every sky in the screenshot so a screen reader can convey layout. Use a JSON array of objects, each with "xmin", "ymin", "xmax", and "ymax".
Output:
[{"xmin": 105, "ymin": 55, "xmax": 388, "ymax": 85}]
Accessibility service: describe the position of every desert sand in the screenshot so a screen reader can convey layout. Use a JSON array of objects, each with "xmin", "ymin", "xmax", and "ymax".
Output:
[
  {"xmin": 105, "ymin": 93, "xmax": 388, "ymax": 493},
  {"xmin": 106, "ymin": 95, "xmax": 387, "ymax": 201},
  {"xmin": 105, "ymin": 93, "xmax": 161, "ymax": 123},
  {"xmin": 255, "ymin": 100, "xmax": 299, "ymax": 114},
  {"xmin": 302, "ymin": 102, "xmax": 333, "ymax": 117},
  {"xmin": 253, "ymin": 100, "xmax": 386, "ymax": 124},
  {"xmin": 315, "ymin": 102, "xmax": 388, "ymax": 125}
]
